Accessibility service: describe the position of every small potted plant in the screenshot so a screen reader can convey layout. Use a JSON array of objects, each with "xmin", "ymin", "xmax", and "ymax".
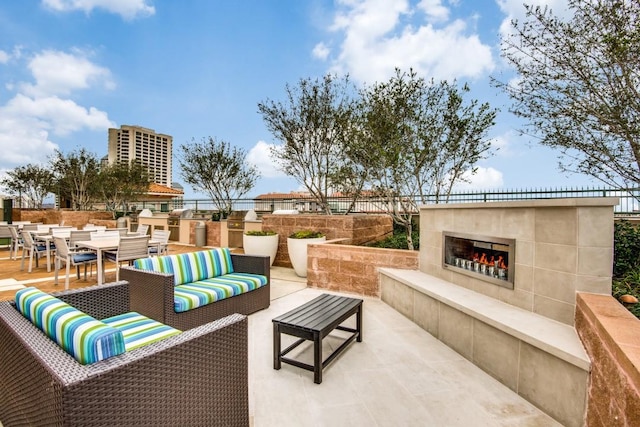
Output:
[
  {"xmin": 287, "ymin": 230, "xmax": 326, "ymax": 277},
  {"xmin": 243, "ymin": 230, "xmax": 279, "ymax": 266}
]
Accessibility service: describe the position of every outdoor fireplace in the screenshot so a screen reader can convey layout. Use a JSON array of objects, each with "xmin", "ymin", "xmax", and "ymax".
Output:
[{"xmin": 442, "ymin": 231, "xmax": 515, "ymax": 289}]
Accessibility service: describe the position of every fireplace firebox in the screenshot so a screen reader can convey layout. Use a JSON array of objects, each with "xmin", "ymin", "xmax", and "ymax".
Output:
[{"xmin": 442, "ymin": 231, "xmax": 515, "ymax": 289}]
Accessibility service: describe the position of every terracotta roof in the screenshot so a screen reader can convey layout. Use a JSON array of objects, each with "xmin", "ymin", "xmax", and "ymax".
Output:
[
  {"xmin": 147, "ymin": 183, "xmax": 184, "ymax": 195},
  {"xmin": 254, "ymin": 192, "xmax": 311, "ymax": 200}
]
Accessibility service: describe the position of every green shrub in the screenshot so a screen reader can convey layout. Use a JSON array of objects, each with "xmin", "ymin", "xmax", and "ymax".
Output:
[
  {"xmin": 244, "ymin": 230, "xmax": 277, "ymax": 236},
  {"xmin": 614, "ymin": 220, "xmax": 640, "ymax": 277},
  {"xmin": 289, "ymin": 230, "xmax": 325, "ymax": 239},
  {"xmin": 368, "ymin": 230, "xmax": 419, "ymax": 250},
  {"xmin": 612, "ymin": 268, "xmax": 640, "ymax": 318}
]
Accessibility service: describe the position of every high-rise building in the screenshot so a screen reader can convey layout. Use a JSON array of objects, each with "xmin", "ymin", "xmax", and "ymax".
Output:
[{"xmin": 107, "ymin": 125, "xmax": 173, "ymax": 187}]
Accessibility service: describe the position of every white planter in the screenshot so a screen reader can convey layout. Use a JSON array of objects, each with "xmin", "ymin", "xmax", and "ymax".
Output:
[
  {"xmin": 287, "ymin": 236, "xmax": 326, "ymax": 277},
  {"xmin": 243, "ymin": 234, "xmax": 279, "ymax": 266}
]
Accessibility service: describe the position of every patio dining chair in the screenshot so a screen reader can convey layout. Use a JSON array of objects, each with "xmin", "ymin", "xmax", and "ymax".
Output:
[
  {"xmin": 136, "ymin": 224, "xmax": 149, "ymax": 236},
  {"xmin": 104, "ymin": 235, "xmax": 150, "ymax": 281},
  {"xmin": 52, "ymin": 236, "xmax": 98, "ymax": 289},
  {"xmin": 8, "ymin": 226, "xmax": 23, "ymax": 260},
  {"xmin": 148, "ymin": 229, "xmax": 170, "ymax": 256},
  {"xmin": 20, "ymin": 230, "xmax": 49, "ymax": 273}
]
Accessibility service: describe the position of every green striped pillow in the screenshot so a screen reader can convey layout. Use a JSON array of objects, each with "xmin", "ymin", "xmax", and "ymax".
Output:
[
  {"xmin": 15, "ymin": 287, "xmax": 126, "ymax": 365},
  {"xmin": 102, "ymin": 311, "xmax": 181, "ymax": 351},
  {"xmin": 133, "ymin": 248, "xmax": 234, "ymax": 285}
]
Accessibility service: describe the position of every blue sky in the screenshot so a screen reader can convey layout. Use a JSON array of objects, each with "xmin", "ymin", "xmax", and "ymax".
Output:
[{"xmin": 0, "ymin": 0, "xmax": 596, "ymax": 199}]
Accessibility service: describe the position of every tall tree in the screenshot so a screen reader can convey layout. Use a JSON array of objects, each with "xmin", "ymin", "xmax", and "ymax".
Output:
[
  {"xmin": 258, "ymin": 74, "xmax": 361, "ymax": 214},
  {"xmin": 494, "ymin": 0, "xmax": 640, "ymax": 188},
  {"xmin": 178, "ymin": 137, "xmax": 259, "ymax": 215},
  {"xmin": 0, "ymin": 164, "xmax": 55, "ymax": 209},
  {"xmin": 98, "ymin": 160, "xmax": 150, "ymax": 218},
  {"xmin": 50, "ymin": 148, "xmax": 101, "ymax": 210},
  {"xmin": 358, "ymin": 69, "xmax": 497, "ymax": 249}
]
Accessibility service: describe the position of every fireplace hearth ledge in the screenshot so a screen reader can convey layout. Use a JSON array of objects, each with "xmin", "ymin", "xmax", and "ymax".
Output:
[{"xmin": 379, "ymin": 267, "xmax": 590, "ymax": 427}]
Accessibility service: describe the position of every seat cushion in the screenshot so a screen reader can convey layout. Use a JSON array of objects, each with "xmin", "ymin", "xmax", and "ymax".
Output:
[
  {"xmin": 14, "ymin": 287, "xmax": 125, "ymax": 365},
  {"xmin": 173, "ymin": 273, "xmax": 268, "ymax": 312},
  {"xmin": 71, "ymin": 252, "xmax": 98, "ymax": 263},
  {"xmin": 133, "ymin": 248, "xmax": 234, "ymax": 285},
  {"xmin": 102, "ymin": 312, "xmax": 181, "ymax": 351}
]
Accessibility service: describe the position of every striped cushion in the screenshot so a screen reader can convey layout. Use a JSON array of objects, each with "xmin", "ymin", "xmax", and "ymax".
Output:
[
  {"xmin": 173, "ymin": 273, "xmax": 268, "ymax": 312},
  {"xmin": 133, "ymin": 248, "xmax": 234, "ymax": 285},
  {"xmin": 102, "ymin": 312, "xmax": 181, "ymax": 351},
  {"xmin": 14, "ymin": 287, "xmax": 125, "ymax": 365}
]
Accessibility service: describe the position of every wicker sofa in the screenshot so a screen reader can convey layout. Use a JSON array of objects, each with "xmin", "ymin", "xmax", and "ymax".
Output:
[
  {"xmin": 0, "ymin": 282, "xmax": 249, "ymax": 426},
  {"xmin": 120, "ymin": 248, "xmax": 270, "ymax": 330}
]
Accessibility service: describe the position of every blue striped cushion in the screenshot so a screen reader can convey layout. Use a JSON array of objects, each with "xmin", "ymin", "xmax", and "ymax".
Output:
[
  {"xmin": 14, "ymin": 287, "xmax": 125, "ymax": 365},
  {"xmin": 173, "ymin": 273, "xmax": 268, "ymax": 312},
  {"xmin": 133, "ymin": 248, "xmax": 234, "ymax": 285},
  {"xmin": 102, "ymin": 312, "xmax": 181, "ymax": 351}
]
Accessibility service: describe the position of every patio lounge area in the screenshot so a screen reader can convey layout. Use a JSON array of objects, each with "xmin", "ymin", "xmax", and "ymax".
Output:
[{"xmin": 0, "ymin": 243, "xmax": 560, "ymax": 426}]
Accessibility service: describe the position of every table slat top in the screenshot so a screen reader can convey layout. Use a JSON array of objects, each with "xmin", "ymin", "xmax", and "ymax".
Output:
[{"xmin": 272, "ymin": 293, "xmax": 362, "ymax": 332}]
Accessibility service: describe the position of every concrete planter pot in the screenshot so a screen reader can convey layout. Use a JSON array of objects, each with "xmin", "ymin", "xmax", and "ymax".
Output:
[
  {"xmin": 287, "ymin": 236, "xmax": 326, "ymax": 277},
  {"xmin": 243, "ymin": 233, "xmax": 279, "ymax": 267}
]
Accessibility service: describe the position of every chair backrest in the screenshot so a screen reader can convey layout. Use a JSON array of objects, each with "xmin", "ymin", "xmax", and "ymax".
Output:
[
  {"xmin": 105, "ymin": 227, "xmax": 129, "ymax": 237},
  {"xmin": 52, "ymin": 236, "xmax": 70, "ymax": 259},
  {"xmin": 136, "ymin": 224, "xmax": 149, "ymax": 236},
  {"xmin": 69, "ymin": 230, "xmax": 92, "ymax": 247},
  {"xmin": 36, "ymin": 224, "xmax": 59, "ymax": 233},
  {"xmin": 8, "ymin": 226, "xmax": 20, "ymax": 240},
  {"xmin": 151, "ymin": 229, "xmax": 170, "ymax": 243},
  {"xmin": 21, "ymin": 231, "xmax": 35, "ymax": 249},
  {"xmin": 90, "ymin": 230, "xmax": 121, "ymax": 241},
  {"xmin": 117, "ymin": 236, "xmax": 150, "ymax": 262},
  {"xmin": 21, "ymin": 224, "xmax": 39, "ymax": 232},
  {"xmin": 83, "ymin": 225, "xmax": 106, "ymax": 232}
]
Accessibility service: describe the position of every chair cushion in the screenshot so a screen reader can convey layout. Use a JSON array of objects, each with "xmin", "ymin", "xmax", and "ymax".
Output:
[
  {"xmin": 14, "ymin": 287, "xmax": 125, "ymax": 365},
  {"xmin": 173, "ymin": 273, "xmax": 268, "ymax": 312},
  {"xmin": 133, "ymin": 248, "xmax": 234, "ymax": 285},
  {"xmin": 71, "ymin": 252, "xmax": 98, "ymax": 263},
  {"xmin": 102, "ymin": 312, "xmax": 181, "ymax": 351}
]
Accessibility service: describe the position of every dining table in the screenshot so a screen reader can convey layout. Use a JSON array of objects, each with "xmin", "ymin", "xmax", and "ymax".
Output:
[{"xmin": 75, "ymin": 238, "xmax": 160, "ymax": 286}]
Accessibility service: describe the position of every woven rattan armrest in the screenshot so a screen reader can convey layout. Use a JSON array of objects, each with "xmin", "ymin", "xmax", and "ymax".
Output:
[{"xmin": 0, "ymin": 290, "xmax": 249, "ymax": 427}]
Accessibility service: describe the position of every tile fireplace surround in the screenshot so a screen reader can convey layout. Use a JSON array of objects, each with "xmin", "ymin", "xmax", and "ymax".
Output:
[{"xmin": 419, "ymin": 197, "xmax": 617, "ymax": 325}]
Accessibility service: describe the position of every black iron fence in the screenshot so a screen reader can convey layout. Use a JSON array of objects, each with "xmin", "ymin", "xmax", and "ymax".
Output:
[{"xmin": 135, "ymin": 186, "xmax": 640, "ymax": 217}]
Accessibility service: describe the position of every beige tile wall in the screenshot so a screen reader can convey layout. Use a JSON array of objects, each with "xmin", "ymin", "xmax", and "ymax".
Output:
[{"xmin": 419, "ymin": 198, "xmax": 617, "ymax": 325}]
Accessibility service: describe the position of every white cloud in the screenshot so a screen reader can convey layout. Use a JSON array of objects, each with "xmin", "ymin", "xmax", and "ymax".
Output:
[
  {"xmin": 418, "ymin": 0, "xmax": 449, "ymax": 22},
  {"xmin": 42, "ymin": 0, "xmax": 155, "ymax": 20},
  {"xmin": 21, "ymin": 49, "xmax": 114, "ymax": 97},
  {"xmin": 453, "ymin": 166, "xmax": 504, "ymax": 190},
  {"xmin": 324, "ymin": 0, "xmax": 494, "ymax": 84},
  {"xmin": 496, "ymin": 0, "xmax": 571, "ymax": 38},
  {"xmin": 0, "ymin": 50, "xmax": 9, "ymax": 64},
  {"xmin": 0, "ymin": 49, "xmax": 115, "ymax": 170},
  {"xmin": 247, "ymin": 140, "xmax": 287, "ymax": 179},
  {"xmin": 312, "ymin": 42, "xmax": 330, "ymax": 61}
]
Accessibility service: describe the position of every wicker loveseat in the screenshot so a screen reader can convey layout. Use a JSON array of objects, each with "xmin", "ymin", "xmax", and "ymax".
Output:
[
  {"xmin": 120, "ymin": 248, "xmax": 270, "ymax": 330},
  {"xmin": 0, "ymin": 281, "xmax": 249, "ymax": 426}
]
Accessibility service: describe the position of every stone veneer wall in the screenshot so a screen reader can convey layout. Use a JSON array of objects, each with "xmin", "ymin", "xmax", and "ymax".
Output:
[
  {"xmin": 261, "ymin": 214, "xmax": 393, "ymax": 268},
  {"xmin": 420, "ymin": 198, "xmax": 618, "ymax": 325},
  {"xmin": 14, "ymin": 209, "xmax": 115, "ymax": 228},
  {"xmin": 307, "ymin": 243, "xmax": 418, "ymax": 297},
  {"xmin": 575, "ymin": 293, "xmax": 640, "ymax": 426},
  {"xmin": 188, "ymin": 220, "xmax": 221, "ymax": 247}
]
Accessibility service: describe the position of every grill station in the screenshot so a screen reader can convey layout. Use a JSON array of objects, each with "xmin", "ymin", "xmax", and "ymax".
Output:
[
  {"xmin": 442, "ymin": 231, "xmax": 515, "ymax": 289},
  {"xmin": 167, "ymin": 208, "xmax": 193, "ymax": 241},
  {"xmin": 226, "ymin": 210, "xmax": 247, "ymax": 248}
]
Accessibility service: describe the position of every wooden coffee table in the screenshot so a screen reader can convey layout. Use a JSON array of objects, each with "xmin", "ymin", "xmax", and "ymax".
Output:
[{"xmin": 273, "ymin": 293, "xmax": 363, "ymax": 384}]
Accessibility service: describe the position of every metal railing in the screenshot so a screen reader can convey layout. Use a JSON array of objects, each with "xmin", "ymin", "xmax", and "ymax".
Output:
[{"xmin": 134, "ymin": 186, "xmax": 640, "ymax": 217}]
